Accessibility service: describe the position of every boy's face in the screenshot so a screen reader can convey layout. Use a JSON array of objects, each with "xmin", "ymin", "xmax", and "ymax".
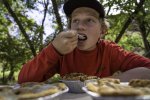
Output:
[{"xmin": 71, "ymin": 7, "xmax": 102, "ymax": 51}]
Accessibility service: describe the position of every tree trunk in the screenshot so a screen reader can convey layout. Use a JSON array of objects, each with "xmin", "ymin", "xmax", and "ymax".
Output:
[
  {"xmin": 51, "ymin": 0, "xmax": 63, "ymax": 33},
  {"xmin": 2, "ymin": 64, "xmax": 6, "ymax": 84},
  {"xmin": 115, "ymin": 0, "xmax": 145, "ymax": 43},
  {"xmin": 39, "ymin": 0, "xmax": 49, "ymax": 51},
  {"xmin": 138, "ymin": 21, "xmax": 150, "ymax": 58},
  {"xmin": 139, "ymin": 22, "xmax": 150, "ymax": 51},
  {"xmin": 2, "ymin": 0, "xmax": 36, "ymax": 56},
  {"xmin": 136, "ymin": 4, "xmax": 150, "ymax": 58},
  {"xmin": 7, "ymin": 64, "xmax": 15, "ymax": 82}
]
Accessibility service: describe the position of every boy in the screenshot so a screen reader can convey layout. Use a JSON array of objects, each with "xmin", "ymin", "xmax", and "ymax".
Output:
[{"xmin": 18, "ymin": 0, "xmax": 150, "ymax": 83}]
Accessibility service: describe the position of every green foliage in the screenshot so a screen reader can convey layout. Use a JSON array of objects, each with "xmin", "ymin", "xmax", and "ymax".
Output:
[
  {"xmin": 105, "ymin": 13, "xmax": 128, "ymax": 41},
  {"xmin": 0, "ymin": 0, "xmax": 150, "ymax": 84},
  {"xmin": 119, "ymin": 32, "xmax": 144, "ymax": 51}
]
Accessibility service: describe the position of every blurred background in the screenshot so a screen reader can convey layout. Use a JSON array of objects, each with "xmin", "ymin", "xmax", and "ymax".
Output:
[{"xmin": 0, "ymin": 0, "xmax": 150, "ymax": 84}]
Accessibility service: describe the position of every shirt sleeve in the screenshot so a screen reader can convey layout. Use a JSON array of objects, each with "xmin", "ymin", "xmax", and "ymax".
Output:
[
  {"xmin": 18, "ymin": 43, "xmax": 61, "ymax": 84},
  {"xmin": 108, "ymin": 41, "xmax": 150, "ymax": 74}
]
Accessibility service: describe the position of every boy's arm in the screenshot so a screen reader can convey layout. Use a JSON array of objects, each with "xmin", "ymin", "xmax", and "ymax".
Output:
[
  {"xmin": 106, "ymin": 42, "xmax": 150, "ymax": 81},
  {"xmin": 18, "ymin": 44, "xmax": 61, "ymax": 84},
  {"xmin": 110, "ymin": 67, "xmax": 150, "ymax": 82}
]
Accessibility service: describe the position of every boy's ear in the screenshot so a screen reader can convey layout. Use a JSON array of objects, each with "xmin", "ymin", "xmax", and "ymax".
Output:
[
  {"xmin": 100, "ymin": 28, "xmax": 106, "ymax": 35},
  {"xmin": 101, "ymin": 23, "xmax": 108, "ymax": 35},
  {"xmin": 101, "ymin": 18, "xmax": 109, "ymax": 34},
  {"xmin": 101, "ymin": 28, "xmax": 107, "ymax": 34}
]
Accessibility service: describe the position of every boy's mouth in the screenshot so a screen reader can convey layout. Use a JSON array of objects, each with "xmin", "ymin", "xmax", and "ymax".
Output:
[{"xmin": 78, "ymin": 34, "xmax": 87, "ymax": 41}]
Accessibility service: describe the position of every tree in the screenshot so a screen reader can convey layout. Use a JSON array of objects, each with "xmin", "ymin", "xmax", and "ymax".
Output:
[{"xmin": 0, "ymin": 0, "xmax": 150, "ymax": 84}]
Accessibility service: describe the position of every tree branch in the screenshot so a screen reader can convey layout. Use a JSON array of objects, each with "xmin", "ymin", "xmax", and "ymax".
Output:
[
  {"xmin": 115, "ymin": 0, "xmax": 145, "ymax": 43},
  {"xmin": 51, "ymin": 0, "xmax": 63, "ymax": 32},
  {"xmin": 39, "ymin": 0, "xmax": 49, "ymax": 50},
  {"xmin": 2, "ymin": 0, "xmax": 36, "ymax": 56}
]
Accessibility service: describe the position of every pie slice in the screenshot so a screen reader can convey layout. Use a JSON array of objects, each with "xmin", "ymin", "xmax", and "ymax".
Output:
[
  {"xmin": 86, "ymin": 78, "xmax": 150, "ymax": 96},
  {"xmin": 14, "ymin": 82, "xmax": 67, "ymax": 99},
  {"xmin": 129, "ymin": 79, "xmax": 150, "ymax": 88}
]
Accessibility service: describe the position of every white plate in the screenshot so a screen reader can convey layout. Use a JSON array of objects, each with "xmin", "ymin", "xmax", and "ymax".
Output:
[
  {"xmin": 82, "ymin": 81, "xmax": 150, "ymax": 100},
  {"xmin": 82, "ymin": 87, "xmax": 150, "ymax": 100},
  {"xmin": 0, "ymin": 83, "xmax": 69, "ymax": 100},
  {"xmin": 37, "ymin": 86, "xmax": 69, "ymax": 100},
  {"xmin": 60, "ymin": 80, "xmax": 84, "ymax": 93}
]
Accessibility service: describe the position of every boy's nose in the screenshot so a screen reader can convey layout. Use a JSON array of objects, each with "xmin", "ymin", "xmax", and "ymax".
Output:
[{"xmin": 76, "ymin": 21, "xmax": 86, "ymax": 30}]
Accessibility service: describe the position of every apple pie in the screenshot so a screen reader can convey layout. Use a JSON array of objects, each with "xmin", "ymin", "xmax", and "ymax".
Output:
[
  {"xmin": 86, "ymin": 78, "xmax": 150, "ymax": 96},
  {"xmin": 62, "ymin": 73, "xmax": 99, "ymax": 81},
  {"xmin": 0, "ymin": 82, "xmax": 68, "ymax": 100}
]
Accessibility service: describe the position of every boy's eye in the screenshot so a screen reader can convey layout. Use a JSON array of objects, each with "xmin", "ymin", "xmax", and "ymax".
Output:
[
  {"xmin": 71, "ymin": 18, "xmax": 97, "ymax": 26},
  {"xmin": 72, "ymin": 19, "xmax": 79, "ymax": 24},
  {"xmin": 87, "ymin": 19, "xmax": 95, "ymax": 23}
]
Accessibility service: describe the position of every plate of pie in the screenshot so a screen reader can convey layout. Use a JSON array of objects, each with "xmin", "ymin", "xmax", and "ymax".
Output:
[
  {"xmin": 60, "ymin": 73, "xmax": 99, "ymax": 93},
  {"xmin": 82, "ymin": 78, "xmax": 150, "ymax": 100},
  {"xmin": 0, "ymin": 82, "xmax": 68, "ymax": 100}
]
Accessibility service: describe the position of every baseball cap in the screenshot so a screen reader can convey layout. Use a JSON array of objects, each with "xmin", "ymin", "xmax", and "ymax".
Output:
[{"xmin": 63, "ymin": 0, "xmax": 105, "ymax": 18}]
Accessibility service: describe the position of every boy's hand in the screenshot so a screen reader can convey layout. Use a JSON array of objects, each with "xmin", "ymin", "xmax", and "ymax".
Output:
[{"xmin": 52, "ymin": 30, "xmax": 78, "ymax": 55}]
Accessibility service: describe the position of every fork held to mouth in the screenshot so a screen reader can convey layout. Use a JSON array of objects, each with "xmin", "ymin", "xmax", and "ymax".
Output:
[{"xmin": 78, "ymin": 34, "xmax": 87, "ymax": 41}]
